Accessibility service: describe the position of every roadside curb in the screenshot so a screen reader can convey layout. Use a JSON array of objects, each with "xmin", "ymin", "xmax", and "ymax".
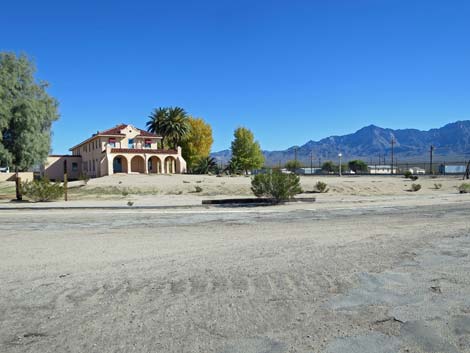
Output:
[{"xmin": 0, "ymin": 204, "xmax": 205, "ymax": 211}]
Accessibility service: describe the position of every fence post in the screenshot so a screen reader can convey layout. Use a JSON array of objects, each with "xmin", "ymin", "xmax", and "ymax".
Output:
[{"xmin": 64, "ymin": 160, "xmax": 68, "ymax": 202}]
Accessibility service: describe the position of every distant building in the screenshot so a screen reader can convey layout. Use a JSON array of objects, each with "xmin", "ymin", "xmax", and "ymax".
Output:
[
  {"xmin": 368, "ymin": 165, "xmax": 398, "ymax": 174},
  {"xmin": 439, "ymin": 164, "xmax": 466, "ymax": 174},
  {"xmin": 43, "ymin": 123, "xmax": 187, "ymax": 181},
  {"xmin": 295, "ymin": 167, "xmax": 322, "ymax": 175}
]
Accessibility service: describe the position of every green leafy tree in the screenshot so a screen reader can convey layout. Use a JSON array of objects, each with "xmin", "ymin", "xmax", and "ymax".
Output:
[
  {"xmin": 146, "ymin": 106, "xmax": 189, "ymax": 149},
  {"xmin": 0, "ymin": 53, "xmax": 59, "ymax": 200},
  {"xmin": 348, "ymin": 160, "xmax": 368, "ymax": 174},
  {"xmin": 230, "ymin": 127, "xmax": 264, "ymax": 174},
  {"xmin": 180, "ymin": 117, "xmax": 213, "ymax": 171},
  {"xmin": 284, "ymin": 160, "xmax": 302, "ymax": 172},
  {"xmin": 321, "ymin": 161, "xmax": 336, "ymax": 173}
]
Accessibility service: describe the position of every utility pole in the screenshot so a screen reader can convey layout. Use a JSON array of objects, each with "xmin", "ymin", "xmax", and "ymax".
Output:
[
  {"xmin": 294, "ymin": 147, "xmax": 298, "ymax": 164},
  {"xmin": 391, "ymin": 138, "xmax": 395, "ymax": 175},
  {"xmin": 310, "ymin": 151, "xmax": 313, "ymax": 174},
  {"xmin": 429, "ymin": 145, "xmax": 434, "ymax": 175}
]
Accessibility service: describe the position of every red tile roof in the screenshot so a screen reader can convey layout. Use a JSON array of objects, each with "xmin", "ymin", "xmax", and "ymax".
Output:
[
  {"xmin": 98, "ymin": 124, "xmax": 160, "ymax": 138},
  {"xmin": 111, "ymin": 148, "xmax": 178, "ymax": 154}
]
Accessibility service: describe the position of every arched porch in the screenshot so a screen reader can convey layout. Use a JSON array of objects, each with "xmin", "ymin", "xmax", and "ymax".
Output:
[
  {"xmin": 130, "ymin": 155, "xmax": 145, "ymax": 173},
  {"xmin": 164, "ymin": 156, "xmax": 177, "ymax": 174},
  {"xmin": 148, "ymin": 156, "xmax": 162, "ymax": 174},
  {"xmin": 113, "ymin": 155, "xmax": 128, "ymax": 174}
]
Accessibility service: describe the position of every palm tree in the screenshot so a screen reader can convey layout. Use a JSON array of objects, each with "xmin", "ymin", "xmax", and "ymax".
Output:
[
  {"xmin": 146, "ymin": 106, "xmax": 189, "ymax": 149},
  {"xmin": 193, "ymin": 156, "xmax": 219, "ymax": 174},
  {"xmin": 146, "ymin": 107, "xmax": 167, "ymax": 148},
  {"xmin": 164, "ymin": 107, "xmax": 190, "ymax": 149}
]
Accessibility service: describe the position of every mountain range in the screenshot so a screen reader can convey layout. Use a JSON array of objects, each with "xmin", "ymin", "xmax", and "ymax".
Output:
[{"xmin": 211, "ymin": 120, "xmax": 470, "ymax": 166}]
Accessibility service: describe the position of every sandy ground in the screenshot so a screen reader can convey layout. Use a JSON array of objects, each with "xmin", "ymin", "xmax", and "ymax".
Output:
[
  {"xmin": 77, "ymin": 173, "xmax": 468, "ymax": 197},
  {"xmin": 1, "ymin": 195, "xmax": 470, "ymax": 352},
  {"xmin": 1, "ymin": 174, "xmax": 468, "ymax": 208}
]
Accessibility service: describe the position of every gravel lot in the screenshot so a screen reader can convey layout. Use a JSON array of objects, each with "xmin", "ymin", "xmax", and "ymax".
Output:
[{"xmin": 1, "ymin": 199, "xmax": 470, "ymax": 352}]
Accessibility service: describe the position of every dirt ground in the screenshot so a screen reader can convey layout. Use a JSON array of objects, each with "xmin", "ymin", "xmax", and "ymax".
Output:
[
  {"xmin": 1, "ymin": 193, "xmax": 470, "ymax": 352},
  {"xmin": 75, "ymin": 173, "xmax": 467, "ymax": 198}
]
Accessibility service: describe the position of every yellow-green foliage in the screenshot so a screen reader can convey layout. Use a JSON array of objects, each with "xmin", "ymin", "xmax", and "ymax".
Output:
[
  {"xmin": 181, "ymin": 117, "xmax": 214, "ymax": 170},
  {"xmin": 459, "ymin": 183, "xmax": 470, "ymax": 193},
  {"xmin": 231, "ymin": 127, "xmax": 264, "ymax": 173},
  {"xmin": 21, "ymin": 178, "xmax": 64, "ymax": 202},
  {"xmin": 315, "ymin": 181, "xmax": 329, "ymax": 193}
]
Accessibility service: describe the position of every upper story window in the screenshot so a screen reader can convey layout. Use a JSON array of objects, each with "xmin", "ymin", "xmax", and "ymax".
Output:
[
  {"xmin": 128, "ymin": 138, "xmax": 135, "ymax": 149},
  {"xmin": 144, "ymin": 139, "xmax": 152, "ymax": 148},
  {"xmin": 108, "ymin": 138, "xmax": 116, "ymax": 147}
]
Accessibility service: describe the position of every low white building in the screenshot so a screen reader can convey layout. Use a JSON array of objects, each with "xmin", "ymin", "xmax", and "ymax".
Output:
[{"xmin": 368, "ymin": 165, "xmax": 398, "ymax": 174}]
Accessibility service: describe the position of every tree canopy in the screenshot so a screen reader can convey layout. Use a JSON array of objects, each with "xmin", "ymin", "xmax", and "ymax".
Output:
[
  {"xmin": 284, "ymin": 160, "xmax": 303, "ymax": 172},
  {"xmin": 0, "ymin": 52, "xmax": 59, "ymax": 171},
  {"xmin": 146, "ymin": 107, "xmax": 189, "ymax": 149},
  {"xmin": 230, "ymin": 127, "xmax": 264, "ymax": 174},
  {"xmin": 348, "ymin": 160, "xmax": 368, "ymax": 173},
  {"xmin": 321, "ymin": 161, "xmax": 336, "ymax": 173},
  {"xmin": 181, "ymin": 117, "xmax": 213, "ymax": 171}
]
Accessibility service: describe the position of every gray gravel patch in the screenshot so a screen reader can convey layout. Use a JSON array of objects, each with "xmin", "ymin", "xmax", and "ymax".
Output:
[{"xmin": 325, "ymin": 332, "xmax": 401, "ymax": 353}]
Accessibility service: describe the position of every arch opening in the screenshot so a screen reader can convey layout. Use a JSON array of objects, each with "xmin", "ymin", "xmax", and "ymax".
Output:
[
  {"xmin": 113, "ymin": 155, "xmax": 128, "ymax": 174},
  {"xmin": 164, "ymin": 156, "xmax": 177, "ymax": 174},
  {"xmin": 130, "ymin": 155, "xmax": 145, "ymax": 173},
  {"xmin": 148, "ymin": 156, "xmax": 162, "ymax": 174}
]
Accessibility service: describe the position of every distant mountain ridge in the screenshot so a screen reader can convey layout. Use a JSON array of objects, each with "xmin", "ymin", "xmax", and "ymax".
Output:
[{"xmin": 211, "ymin": 120, "xmax": 470, "ymax": 165}]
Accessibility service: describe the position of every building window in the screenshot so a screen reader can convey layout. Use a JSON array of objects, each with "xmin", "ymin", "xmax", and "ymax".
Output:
[
  {"xmin": 128, "ymin": 138, "xmax": 135, "ymax": 148},
  {"xmin": 108, "ymin": 138, "xmax": 116, "ymax": 147},
  {"xmin": 72, "ymin": 162, "xmax": 78, "ymax": 171},
  {"xmin": 144, "ymin": 139, "xmax": 151, "ymax": 148},
  {"xmin": 92, "ymin": 160, "xmax": 95, "ymax": 172}
]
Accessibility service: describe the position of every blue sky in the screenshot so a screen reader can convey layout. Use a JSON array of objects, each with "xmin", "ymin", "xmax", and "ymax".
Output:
[{"xmin": 1, "ymin": 0, "xmax": 470, "ymax": 153}]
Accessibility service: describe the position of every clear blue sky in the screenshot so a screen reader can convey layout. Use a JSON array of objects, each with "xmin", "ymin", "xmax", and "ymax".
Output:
[{"xmin": 2, "ymin": 0, "xmax": 470, "ymax": 154}]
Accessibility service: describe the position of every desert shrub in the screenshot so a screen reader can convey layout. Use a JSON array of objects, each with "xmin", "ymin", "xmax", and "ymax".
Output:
[
  {"xmin": 434, "ymin": 183, "xmax": 442, "ymax": 190},
  {"xmin": 194, "ymin": 186, "xmax": 203, "ymax": 193},
  {"xmin": 251, "ymin": 171, "xmax": 303, "ymax": 203},
  {"xmin": 315, "ymin": 181, "xmax": 329, "ymax": 193},
  {"xmin": 458, "ymin": 183, "xmax": 470, "ymax": 194},
  {"xmin": 122, "ymin": 190, "xmax": 129, "ymax": 196},
  {"xmin": 410, "ymin": 175, "xmax": 419, "ymax": 181},
  {"xmin": 403, "ymin": 170, "xmax": 412, "ymax": 178},
  {"xmin": 411, "ymin": 183, "xmax": 421, "ymax": 192},
  {"xmin": 127, "ymin": 201, "xmax": 134, "ymax": 207},
  {"xmin": 21, "ymin": 178, "xmax": 64, "ymax": 202}
]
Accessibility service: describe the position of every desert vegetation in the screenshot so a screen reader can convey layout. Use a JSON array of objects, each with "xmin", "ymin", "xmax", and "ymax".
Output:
[
  {"xmin": 20, "ymin": 178, "xmax": 64, "ymax": 202},
  {"xmin": 251, "ymin": 171, "xmax": 302, "ymax": 203}
]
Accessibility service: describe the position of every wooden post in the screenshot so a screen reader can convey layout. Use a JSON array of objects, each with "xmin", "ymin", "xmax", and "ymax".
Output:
[
  {"xmin": 15, "ymin": 169, "xmax": 22, "ymax": 201},
  {"xmin": 64, "ymin": 160, "xmax": 68, "ymax": 201}
]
